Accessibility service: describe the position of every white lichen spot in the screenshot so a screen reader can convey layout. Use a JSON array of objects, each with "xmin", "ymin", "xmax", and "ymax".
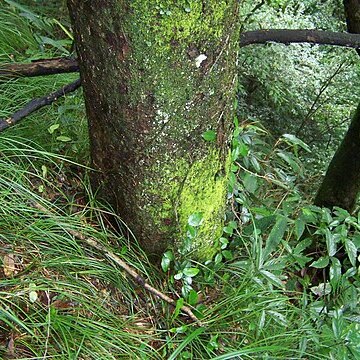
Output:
[
  {"xmin": 195, "ymin": 54, "xmax": 207, "ymax": 68},
  {"xmin": 156, "ymin": 108, "xmax": 170, "ymax": 124}
]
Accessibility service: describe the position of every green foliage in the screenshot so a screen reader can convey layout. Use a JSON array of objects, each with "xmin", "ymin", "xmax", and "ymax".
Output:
[
  {"xmin": 239, "ymin": 0, "xmax": 360, "ymax": 178},
  {"xmin": 1, "ymin": 1, "xmax": 360, "ymax": 359}
]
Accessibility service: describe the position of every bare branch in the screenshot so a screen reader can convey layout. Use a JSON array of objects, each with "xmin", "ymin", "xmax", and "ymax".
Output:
[
  {"xmin": 0, "ymin": 29, "xmax": 359, "ymax": 81},
  {"xmin": 240, "ymin": 29, "xmax": 360, "ymax": 49},
  {"xmin": 30, "ymin": 200, "xmax": 203, "ymax": 326},
  {"xmin": 0, "ymin": 58, "xmax": 79, "ymax": 79},
  {"xmin": 0, "ymin": 78, "xmax": 81, "ymax": 132}
]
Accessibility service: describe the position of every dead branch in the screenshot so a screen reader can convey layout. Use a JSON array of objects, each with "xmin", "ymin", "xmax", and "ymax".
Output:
[
  {"xmin": 0, "ymin": 30, "xmax": 358, "ymax": 82},
  {"xmin": 30, "ymin": 201, "xmax": 203, "ymax": 326},
  {"xmin": 240, "ymin": 29, "xmax": 360, "ymax": 49},
  {"xmin": 0, "ymin": 58, "xmax": 79, "ymax": 79},
  {"xmin": 0, "ymin": 78, "xmax": 81, "ymax": 132}
]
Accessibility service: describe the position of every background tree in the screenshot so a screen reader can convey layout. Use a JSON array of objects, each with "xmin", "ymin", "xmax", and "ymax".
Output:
[{"xmin": 314, "ymin": 0, "xmax": 360, "ymax": 211}]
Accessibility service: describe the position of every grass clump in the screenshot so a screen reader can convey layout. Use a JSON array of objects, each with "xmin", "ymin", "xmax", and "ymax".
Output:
[{"xmin": 0, "ymin": 2, "xmax": 359, "ymax": 359}]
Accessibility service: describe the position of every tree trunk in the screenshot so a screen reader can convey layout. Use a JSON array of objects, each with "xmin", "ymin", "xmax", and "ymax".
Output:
[
  {"xmin": 314, "ymin": 0, "xmax": 360, "ymax": 212},
  {"xmin": 344, "ymin": 0, "xmax": 360, "ymax": 34},
  {"xmin": 314, "ymin": 104, "xmax": 360, "ymax": 211},
  {"xmin": 67, "ymin": 1, "xmax": 240, "ymax": 258}
]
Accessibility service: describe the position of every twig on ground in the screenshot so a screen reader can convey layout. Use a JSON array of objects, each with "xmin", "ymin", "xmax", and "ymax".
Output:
[
  {"xmin": 0, "ymin": 78, "xmax": 81, "ymax": 132},
  {"xmin": 30, "ymin": 200, "xmax": 204, "ymax": 327}
]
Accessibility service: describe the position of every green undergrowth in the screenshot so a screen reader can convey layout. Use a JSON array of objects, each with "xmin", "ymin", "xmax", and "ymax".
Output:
[
  {"xmin": 1, "ymin": 1, "xmax": 360, "ymax": 359},
  {"xmin": 1, "ymin": 135, "xmax": 358, "ymax": 359}
]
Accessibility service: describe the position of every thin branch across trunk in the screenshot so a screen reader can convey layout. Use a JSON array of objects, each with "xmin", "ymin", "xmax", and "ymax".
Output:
[
  {"xmin": 0, "ymin": 78, "xmax": 81, "ymax": 132},
  {"xmin": 1, "ymin": 30, "xmax": 360, "ymax": 80},
  {"xmin": 240, "ymin": 29, "xmax": 360, "ymax": 48}
]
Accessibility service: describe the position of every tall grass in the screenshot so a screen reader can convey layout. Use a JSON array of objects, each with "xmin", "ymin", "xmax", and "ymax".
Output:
[{"xmin": 0, "ymin": 2, "xmax": 357, "ymax": 359}]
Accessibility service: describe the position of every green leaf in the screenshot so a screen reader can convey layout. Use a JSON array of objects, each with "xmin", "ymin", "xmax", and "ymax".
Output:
[
  {"xmin": 172, "ymin": 297, "xmax": 184, "ymax": 321},
  {"xmin": 222, "ymin": 250, "xmax": 233, "ymax": 260},
  {"xmin": 282, "ymin": 134, "xmax": 311, "ymax": 152},
  {"xmin": 333, "ymin": 207, "xmax": 350, "ymax": 220},
  {"xmin": 292, "ymin": 254, "xmax": 312, "ymax": 268},
  {"xmin": 249, "ymin": 156, "xmax": 261, "ymax": 172},
  {"xmin": 188, "ymin": 212, "xmax": 203, "ymax": 227},
  {"xmin": 238, "ymin": 143, "xmax": 249, "ymax": 157},
  {"xmin": 174, "ymin": 271, "xmax": 183, "ymax": 280},
  {"xmin": 48, "ymin": 123, "xmax": 59, "ymax": 134},
  {"xmin": 227, "ymin": 221, "xmax": 237, "ymax": 229},
  {"xmin": 260, "ymin": 269, "xmax": 284, "ymax": 288},
  {"xmin": 345, "ymin": 239, "xmax": 357, "ymax": 267},
  {"xmin": 214, "ymin": 253, "xmax": 222, "ymax": 264},
  {"xmin": 207, "ymin": 334, "xmax": 219, "ymax": 351},
  {"xmin": 294, "ymin": 218, "xmax": 305, "ymax": 240},
  {"xmin": 183, "ymin": 267, "xmax": 199, "ymax": 277},
  {"xmin": 56, "ymin": 135, "xmax": 72, "ymax": 142},
  {"xmin": 329, "ymin": 257, "xmax": 342, "ymax": 290},
  {"xmin": 293, "ymin": 238, "xmax": 312, "ymax": 254},
  {"xmin": 352, "ymin": 234, "xmax": 360, "ymax": 248},
  {"xmin": 223, "ymin": 225, "xmax": 234, "ymax": 235},
  {"xmin": 276, "ymin": 151, "xmax": 301, "ymax": 174},
  {"xmin": 168, "ymin": 328, "xmax": 205, "ymax": 360},
  {"xmin": 161, "ymin": 256, "xmax": 171, "ymax": 272},
  {"xmin": 164, "ymin": 250, "xmax": 174, "ymax": 261},
  {"xmin": 188, "ymin": 289, "xmax": 198, "ymax": 306},
  {"xmin": 263, "ymin": 216, "xmax": 287, "ymax": 259},
  {"xmin": 310, "ymin": 256, "xmax": 329, "ymax": 269},
  {"xmin": 325, "ymin": 228, "xmax": 337, "ymax": 257},
  {"xmin": 243, "ymin": 173, "xmax": 258, "ymax": 194},
  {"xmin": 220, "ymin": 237, "xmax": 229, "ymax": 250},
  {"xmin": 202, "ymin": 130, "xmax": 216, "ymax": 141}
]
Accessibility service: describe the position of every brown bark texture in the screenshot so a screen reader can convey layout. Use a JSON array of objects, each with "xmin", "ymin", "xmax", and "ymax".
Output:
[
  {"xmin": 314, "ymin": 104, "xmax": 360, "ymax": 211},
  {"xmin": 314, "ymin": 0, "xmax": 360, "ymax": 211},
  {"xmin": 67, "ymin": 1, "xmax": 240, "ymax": 257},
  {"xmin": 344, "ymin": 0, "xmax": 360, "ymax": 34}
]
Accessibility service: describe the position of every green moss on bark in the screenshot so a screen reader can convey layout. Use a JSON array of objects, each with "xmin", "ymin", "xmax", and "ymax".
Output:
[
  {"xmin": 177, "ymin": 150, "xmax": 231, "ymax": 258},
  {"xmin": 67, "ymin": 0, "xmax": 239, "ymax": 258}
]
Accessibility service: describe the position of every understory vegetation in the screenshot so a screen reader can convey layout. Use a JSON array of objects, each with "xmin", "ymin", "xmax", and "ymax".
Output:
[{"xmin": 0, "ymin": 1, "xmax": 359, "ymax": 359}]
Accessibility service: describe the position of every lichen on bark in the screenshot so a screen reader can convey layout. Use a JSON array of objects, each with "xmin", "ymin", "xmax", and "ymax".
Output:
[{"xmin": 67, "ymin": 0, "xmax": 240, "ymax": 259}]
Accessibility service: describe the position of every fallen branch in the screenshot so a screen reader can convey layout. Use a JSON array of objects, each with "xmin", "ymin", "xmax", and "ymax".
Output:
[
  {"xmin": 1, "ymin": 30, "xmax": 360, "ymax": 80},
  {"xmin": 240, "ymin": 29, "xmax": 360, "ymax": 49},
  {"xmin": 30, "ymin": 200, "xmax": 203, "ymax": 326},
  {"xmin": 0, "ymin": 78, "xmax": 81, "ymax": 132},
  {"xmin": 0, "ymin": 58, "xmax": 79, "ymax": 79}
]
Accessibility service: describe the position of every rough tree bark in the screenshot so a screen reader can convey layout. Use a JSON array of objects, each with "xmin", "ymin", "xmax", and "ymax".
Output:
[
  {"xmin": 67, "ymin": 1, "xmax": 240, "ymax": 258},
  {"xmin": 314, "ymin": 0, "xmax": 360, "ymax": 212},
  {"xmin": 314, "ymin": 104, "xmax": 360, "ymax": 211}
]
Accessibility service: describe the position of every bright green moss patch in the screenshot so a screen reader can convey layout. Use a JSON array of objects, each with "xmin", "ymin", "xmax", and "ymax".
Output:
[
  {"xmin": 177, "ymin": 149, "xmax": 230, "ymax": 259},
  {"xmin": 130, "ymin": 1, "xmax": 229, "ymax": 50},
  {"xmin": 140, "ymin": 148, "xmax": 230, "ymax": 259}
]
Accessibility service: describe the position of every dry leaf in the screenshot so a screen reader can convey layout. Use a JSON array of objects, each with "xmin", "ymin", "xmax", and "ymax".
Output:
[
  {"xmin": 3, "ymin": 253, "xmax": 17, "ymax": 277},
  {"xmin": 7, "ymin": 333, "xmax": 15, "ymax": 357}
]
